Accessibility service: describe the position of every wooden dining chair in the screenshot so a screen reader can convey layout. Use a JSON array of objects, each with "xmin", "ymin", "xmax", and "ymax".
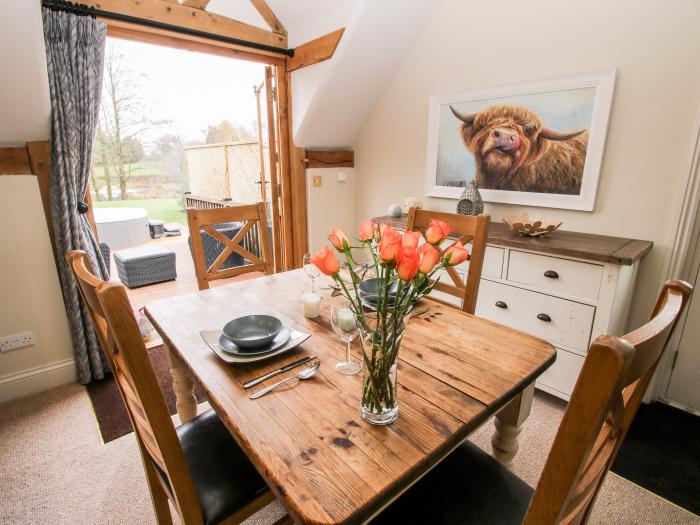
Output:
[
  {"xmin": 406, "ymin": 207, "xmax": 490, "ymax": 314},
  {"xmin": 66, "ymin": 250, "xmax": 282, "ymax": 525},
  {"xmin": 371, "ymin": 279, "xmax": 692, "ymax": 525},
  {"xmin": 187, "ymin": 203, "xmax": 273, "ymax": 291}
]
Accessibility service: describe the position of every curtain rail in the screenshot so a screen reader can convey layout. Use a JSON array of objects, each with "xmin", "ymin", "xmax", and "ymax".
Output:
[{"xmin": 41, "ymin": 0, "xmax": 294, "ymax": 57}]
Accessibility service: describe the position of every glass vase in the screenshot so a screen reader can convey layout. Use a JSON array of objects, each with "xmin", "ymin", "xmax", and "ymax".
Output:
[{"xmin": 357, "ymin": 311, "xmax": 408, "ymax": 425}]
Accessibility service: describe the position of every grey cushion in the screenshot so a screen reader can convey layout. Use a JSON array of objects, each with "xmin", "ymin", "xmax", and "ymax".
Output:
[{"xmin": 371, "ymin": 441, "xmax": 533, "ymax": 525}]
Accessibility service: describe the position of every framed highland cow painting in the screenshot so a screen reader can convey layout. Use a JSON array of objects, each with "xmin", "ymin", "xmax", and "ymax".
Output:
[{"xmin": 425, "ymin": 69, "xmax": 616, "ymax": 211}]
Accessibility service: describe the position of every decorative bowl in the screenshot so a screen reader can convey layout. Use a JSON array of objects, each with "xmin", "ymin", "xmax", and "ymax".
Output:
[
  {"xmin": 222, "ymin": 315, "xmax": 283, "ymax": 349},
  {"xmin": 359, "ymin": 278, "xmax": 399, "ymax": 298},
  {"xmin": 503, "ymin": 213, "xmax": 563, "ymax": 237}
]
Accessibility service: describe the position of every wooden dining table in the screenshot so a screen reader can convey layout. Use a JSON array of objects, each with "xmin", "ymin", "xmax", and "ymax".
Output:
[{"xmin": 145, "ymin": 269, "xmax": 556, "ymax": 525}]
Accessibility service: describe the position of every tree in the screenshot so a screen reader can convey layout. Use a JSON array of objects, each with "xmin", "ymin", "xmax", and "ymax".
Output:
[
  {"xmin": 152, "ymin": 133, "xmax": 186, "ymax": 183},
  {"xmin": 97, "ymin": 46, "xmax": 151, "ymax": 200},
  {"xmin": 93, "ymin": 125, "xmax": 113, "ymax": 201},
  {"xmin": 203, "ymin": 120, "xmax": 255, "ymax": 144}
]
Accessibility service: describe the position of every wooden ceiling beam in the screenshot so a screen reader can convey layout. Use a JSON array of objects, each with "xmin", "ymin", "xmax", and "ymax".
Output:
[
  {"xmin": 287, "ymin": 28, "xmax": 345, "ymax": 72},
  {"xmin": 84, "ymin": 0, "xmax": 287, "ymax": 49},
  {"xmin": 250, "ymin": 0, "xmax": 287, "ymax": 36},
  {"xmin": 106, "ymin": 20, "xmax": 285, "ymax": 65},
  {"xmin": 182, "ymin": 0, "xmax": 210, "ymax": 9},
  {"xmin": 0, "ymin": 147, "xmax": 31, "ymax": 175}
]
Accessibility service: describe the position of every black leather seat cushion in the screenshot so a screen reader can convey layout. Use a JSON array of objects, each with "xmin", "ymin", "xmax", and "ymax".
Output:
[
  {"xmin": 372, "ymin": 441, "xmax": 533, "ymax": 525},
  {"xmin": 174, "ymin": 409, "xmax": 269, "ymax": 525}
]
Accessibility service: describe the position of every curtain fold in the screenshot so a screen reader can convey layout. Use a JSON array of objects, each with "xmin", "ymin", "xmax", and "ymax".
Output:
[{"xmin": 42, "ymin": 7, "xmax": 110, "ymax": 384}]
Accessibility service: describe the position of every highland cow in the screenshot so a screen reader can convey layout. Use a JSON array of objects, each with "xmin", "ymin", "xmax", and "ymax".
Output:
[{"xmin": 450, "ymin": 104, "xmax": 588, "ymax": 194}]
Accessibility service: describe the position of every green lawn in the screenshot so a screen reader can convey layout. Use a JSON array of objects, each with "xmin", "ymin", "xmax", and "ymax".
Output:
[{"xmin": 93, "ymin": 198, "xmax": 186, "ymax": 225}]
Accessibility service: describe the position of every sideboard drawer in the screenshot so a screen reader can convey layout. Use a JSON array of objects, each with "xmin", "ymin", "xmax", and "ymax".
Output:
[
  {"xmin": 475, "ymin": 280, "xmax": 595, "ymax": 352},
  {"xmin": 480, "ymin": 246, "xmax": 504, "ymax": 279},
  {"xmin": 537, "ymin": 348, "xmax": 585, "ymax": 398},
  {"xmin": 437, "ymin": 242, "xmax": 504, "ymax": 280},
  {"xmin": 507, "ymin": 250, "xmax": 603, "ymax": 301}
]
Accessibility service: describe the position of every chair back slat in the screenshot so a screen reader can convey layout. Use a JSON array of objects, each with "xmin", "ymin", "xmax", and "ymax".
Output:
[
  {"xmin": 405, "ymin": 208, "xmax": 490, "ymax": 314},
  {"xmin": 65, "ymin": 251, "xmax": 204, "ymax": 524},
  {"xmin": 524, "ymin": 280, "xmax": 692, "ymax": 525},
  {"xmin": 187, "ymin": 202, "xmax": 273, "ymax": 290}
]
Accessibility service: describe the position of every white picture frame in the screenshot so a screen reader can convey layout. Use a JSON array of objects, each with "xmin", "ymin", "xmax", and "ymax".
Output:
[{"xmin": 424, "ymin": 69, "xmax": 616, "ymax": 211}]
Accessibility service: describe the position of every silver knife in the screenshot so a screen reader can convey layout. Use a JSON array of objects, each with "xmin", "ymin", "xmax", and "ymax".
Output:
[{"xmin": 243, "ymin": 355, "xmax": 317, "ymax": 389}]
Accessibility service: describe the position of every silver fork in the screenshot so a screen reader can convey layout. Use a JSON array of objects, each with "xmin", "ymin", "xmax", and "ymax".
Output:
[{"xmin": 249, "ymin": 361, "xmax": 320, "ymax": 399}]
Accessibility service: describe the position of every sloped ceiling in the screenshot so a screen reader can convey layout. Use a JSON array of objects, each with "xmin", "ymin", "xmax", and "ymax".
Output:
[
  {"xmin": 0, "ymin": 1, "xmax": 51, "ymax": 147},
  {"xmin": 0, "ymin": 0, "xmax": 439, "ymax": 149},
  {"xmin": 290, "ymin": 0, "xmax": 439, "ymax": 149}
]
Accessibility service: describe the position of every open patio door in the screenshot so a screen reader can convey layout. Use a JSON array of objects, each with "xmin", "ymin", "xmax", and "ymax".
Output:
[{"xmin": 263, "ymin": 65, "xmax": 284, "ymax": 272}]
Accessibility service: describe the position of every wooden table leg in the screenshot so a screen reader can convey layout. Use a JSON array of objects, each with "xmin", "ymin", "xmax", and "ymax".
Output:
[
  {"xmin": 491, "ymin": 382, "xmax": 535, "ymax": 468},
  {"xmin": 164, "ymin": 344, "xmax": 197, "ymax": 424}
]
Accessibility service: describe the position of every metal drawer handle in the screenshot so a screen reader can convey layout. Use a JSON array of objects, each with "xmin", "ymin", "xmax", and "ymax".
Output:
[
  {"xmin": 495, "ymin": 301, "xmax": 507, "ymax": 309},
  {"xmin": 544, "ymin": 270, "xmax": 559, "ymax": 279},
  {"xmin": 537, "ymin": 313, "xmax": 552, "ymax": 322}
]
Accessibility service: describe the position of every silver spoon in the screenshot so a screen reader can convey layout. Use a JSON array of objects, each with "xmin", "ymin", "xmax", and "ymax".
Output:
[{"xmin": 249, "ymin": 361, "xmax": 320, "ymax": 399}]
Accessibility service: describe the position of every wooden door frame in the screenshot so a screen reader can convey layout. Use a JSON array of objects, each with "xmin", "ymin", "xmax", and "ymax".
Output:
[
  {"xmin": 648, "ymin": 102, "xmax": 700, "ymax": 403},
  {"xmin": 77, "ymin": 0, "xmax": 344, "ymax": 270}
]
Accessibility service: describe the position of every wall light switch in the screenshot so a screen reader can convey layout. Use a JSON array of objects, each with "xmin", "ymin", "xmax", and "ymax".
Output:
[
  {"xmin": 312, "ymin": 175, "xmax": 323, "ymax": 187},
  {"xmin": 336, "ymin": 171, "xmax": 348, "ymax": 182}
]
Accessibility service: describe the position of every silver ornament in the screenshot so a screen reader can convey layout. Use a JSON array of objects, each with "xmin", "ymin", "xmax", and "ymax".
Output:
[{"xmin": 457, "ymin": 181, "xmax": 484, "ymax": 216}]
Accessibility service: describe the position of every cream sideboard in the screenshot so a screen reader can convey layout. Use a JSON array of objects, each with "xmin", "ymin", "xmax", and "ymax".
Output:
[{"xmin": 374, "ymin": 216, "xmax": 653, "ymax": 400}]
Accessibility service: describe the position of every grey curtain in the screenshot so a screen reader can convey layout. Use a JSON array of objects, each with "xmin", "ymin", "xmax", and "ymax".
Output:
[{"xmin": 42, "ymin": 8, "xmax": 110, "ymax": 384}]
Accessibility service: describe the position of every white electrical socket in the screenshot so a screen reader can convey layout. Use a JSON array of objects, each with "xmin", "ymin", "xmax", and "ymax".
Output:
[{"xmin": 0, "ymin": 331, "xmax": 35, "ymax": 353}]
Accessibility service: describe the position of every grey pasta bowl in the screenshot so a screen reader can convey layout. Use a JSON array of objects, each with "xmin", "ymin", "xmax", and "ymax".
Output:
[{"xmin": 222, "ymin": 315, "xmax": 283, "ymax": 349}]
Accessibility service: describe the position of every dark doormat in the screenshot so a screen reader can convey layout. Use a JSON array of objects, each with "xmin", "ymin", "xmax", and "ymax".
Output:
[
  {"xmin": 86, "ymin": 344, "xmax": 205, "ymax": 444},
  {"xmin": 611, "ymin": 401, "xmax": 700, "ymax": 516}
]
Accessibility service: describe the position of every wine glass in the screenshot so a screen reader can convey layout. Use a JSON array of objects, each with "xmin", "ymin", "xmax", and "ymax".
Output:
[
  {"xmin": 302, "ymin": 253, "xmax": 320, "ymax": 293},
  {"xmin": 330, "ymin": 300, "xmax": 362, "ymax": 375}
]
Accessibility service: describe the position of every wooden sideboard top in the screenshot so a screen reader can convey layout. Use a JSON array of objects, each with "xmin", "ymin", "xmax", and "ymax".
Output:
[{"xmin": 372, "ymin": 215, "xmax": 653, "ymax": 266}]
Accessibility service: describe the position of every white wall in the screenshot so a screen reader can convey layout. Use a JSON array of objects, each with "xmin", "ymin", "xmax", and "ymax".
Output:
[
  {"xmin": 354, "ymin": 0, "xmax": 700, "ymax": 330},
  {"xmin": 0, "ymin": 177, "xmax": 75, "ymax": 402},
  {"xmin": 306, "ymin": 167, "xmax": 357, "ymax": 255},
  {"xmin": 0, "ymin": 1, "xmax": 50, "ymax": 146},
  {"xmin": 292, "ymin": 0, "xmax": 440, "ymax": 148}
]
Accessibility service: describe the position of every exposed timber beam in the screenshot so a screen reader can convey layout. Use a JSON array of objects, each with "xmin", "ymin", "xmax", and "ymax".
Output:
[
  {"xmin": 80, "ymin": 0, "xmax": 287, "ymax": 49},
  {"xmin": 250, "ymin": 0, "xmax": 287, "ymax": 36},
  {"xmin": 106, "ymin": 20, "xmax": 286, "ymax": 65},
  {"xmin": 287, "ymin": 28, "xmax": 345, "ymax": 72},
  {"xmin": 0, "ymin": 147, "xmax": 32, "ymax": 175},
  {"xmin": 304, "ymin": 150, "xmax": 354, "ymax": 168},
  {"xmin": 182, "ymin": 0, "xmax": 210, "ymax": 8}
]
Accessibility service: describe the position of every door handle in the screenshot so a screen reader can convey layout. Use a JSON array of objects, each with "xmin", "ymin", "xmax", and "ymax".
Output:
[
  {"xmin": 495, "ymin": 301, "xmax": 507, "ymax": 309},
  {"xmin": 537, "ymin": 313, "xmax": 552, "ymax": 322},
  {"xmin": 544, "ymin": 270, "xmax": 559, "ymax": 279}
]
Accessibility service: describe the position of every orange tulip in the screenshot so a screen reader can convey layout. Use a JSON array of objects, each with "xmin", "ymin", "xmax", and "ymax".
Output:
[
  {"xmin": 417, "ymin": 243, "xmax": 440, "ymax": 274},
  {"xmin": 425, "ymin": 219, "xmax": 453, "ymax": 245},
  {"xmin": 397, "ymin": 245, "xmax": 419, "ymax": 281},
  {"xmin": 328, "ymin": 227, "xmax": 350, "ymax": 251},
  {"xmin": 378, "ymin": 227, "xmax": 402, "ymax": 262},
  {"xmin": 402, "ymin": 230, "xmax": 421, "ymax": 250},
  {"xmin": 358, "ymin": 220, "xmax": 375, "ymax": 241},
  {"xmin": 444, "ymin": 241, "xmax": 469, "ymax": 266},
  {"xmin": 310, "ymin": 246, "xmax": 340, "ymax": 275}
]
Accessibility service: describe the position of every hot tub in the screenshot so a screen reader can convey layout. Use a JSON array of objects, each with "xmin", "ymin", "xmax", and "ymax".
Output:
[{"xmin": 94, "ymin": 207, "xmax": 150, "ymax": 250}]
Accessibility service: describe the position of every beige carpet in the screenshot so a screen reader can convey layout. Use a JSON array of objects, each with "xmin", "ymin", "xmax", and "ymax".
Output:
[{"xmin": 0, "ymin": 384, "xmax": 697, "ymax": 525}]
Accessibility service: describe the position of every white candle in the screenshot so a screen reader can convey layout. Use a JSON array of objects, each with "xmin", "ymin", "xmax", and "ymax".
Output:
[
  {"xmin": 338, "ymin": 308, "xmax": 356, "ymax": 331},
  {"xmin": 303, "ymin": 293, "xmax": 321, "ymax": 318}
]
